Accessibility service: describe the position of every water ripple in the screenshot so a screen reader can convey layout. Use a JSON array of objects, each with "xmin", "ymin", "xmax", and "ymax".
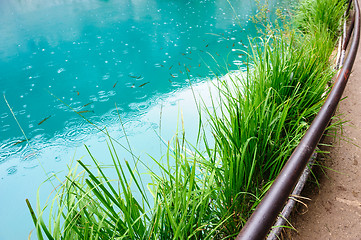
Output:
[
  {"xmin": 0, "ymin": 139, "xmax": 27, "ymax": 164},
  {"xmin": 110, "ymin": 108, "xmax": 124, "ymax": 117},
  {"xmin": 7, "ymin": 166, "xmax": 17, "ymax": 175},
  {"xmin": 60, "ymin": 121, "xmax": 96, "ymax": 146},
  {"xmin": 21, "ymin": 149, "xmax": 40, "ymax": 162}
]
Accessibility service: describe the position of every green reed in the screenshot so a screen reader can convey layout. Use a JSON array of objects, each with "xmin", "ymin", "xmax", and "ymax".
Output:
[{"xmin": 27, "ymin": 0, "xmax": 347, "ymax": 238}]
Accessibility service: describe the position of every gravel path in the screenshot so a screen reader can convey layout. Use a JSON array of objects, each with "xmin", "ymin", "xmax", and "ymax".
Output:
[{"xmin": 291, "ymin": 30, "xmax": 361, "ymax": 239}]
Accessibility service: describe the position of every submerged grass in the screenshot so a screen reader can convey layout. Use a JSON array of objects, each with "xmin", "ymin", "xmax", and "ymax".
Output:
[{"xmin": 28, "ymin": 0, "xmax": 347, "ymax": 238}]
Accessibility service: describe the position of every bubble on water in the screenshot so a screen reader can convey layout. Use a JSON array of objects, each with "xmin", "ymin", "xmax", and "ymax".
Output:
[
  {"xmin": 0, "ymin": 113, "xmax": 8, "ymax": 119},
  {"xmin": 233, "ymin": 60, "xmax": 243, "ymax": 66},
  {"xmin": 57, "ymin": 68, "xmax": 65, "ymax": 74},
  {"xmin": 136, "ymin": 94, "xmax": 148, "ymax": 101},
  {"xmin": 102, "ymin": 74, "xmax": 110, "ymax": 80}
]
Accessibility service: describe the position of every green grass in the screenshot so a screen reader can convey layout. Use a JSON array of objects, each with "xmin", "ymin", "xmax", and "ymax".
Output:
[
  {"xmin": 294, "ymin": 0, "xmax": 347, "ymax": 38},
  {"xmin": 206, "ymin": 26, "xmax": 338, "ymax": 236},
  {"xmin": 27, "ymin": 0, "xmax": 347, "ymax": 239}
]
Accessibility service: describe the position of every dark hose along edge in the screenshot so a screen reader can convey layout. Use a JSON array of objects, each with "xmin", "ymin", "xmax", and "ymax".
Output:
[
  {"xmin": 266, "ymin": 152, "xmax": 317, "ymax": 240},
  {"xmin": 343, "ymin": 12, "xmax": 356, "ymax": 51},
  {"xmin": 236, "ymin": 0, "xmax": 360, "ymax": 239},
  {"xmin": 267, "ymin": 6, "xmax": 357, "ymax": 239},
  {"xmin": 347, "ymin": 0, "xmax": 353, "ymax": 16}
]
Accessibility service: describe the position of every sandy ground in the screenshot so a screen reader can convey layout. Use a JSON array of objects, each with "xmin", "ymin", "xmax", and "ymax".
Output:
[{"xmin": 290, "ymin": 30, "xmax": 361, "ymax": 239}]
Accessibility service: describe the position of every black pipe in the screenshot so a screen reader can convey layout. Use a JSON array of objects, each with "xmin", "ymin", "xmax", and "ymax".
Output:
[
  {"xmin": 236, "ymin": 0, "xmax": 360, "ymax": 239},
  {"xmin": 347, "ymin": 0, "xmax": 353, "ymax": 16},
  {"xmin": 343, "ymin": 12, "xmax": 356, "ymax": 50}
]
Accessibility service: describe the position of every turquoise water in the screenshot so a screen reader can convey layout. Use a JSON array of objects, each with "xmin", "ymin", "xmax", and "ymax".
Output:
[{"xmin": 0, "ymin": 0, "xmax": 290, "ymax": 238}]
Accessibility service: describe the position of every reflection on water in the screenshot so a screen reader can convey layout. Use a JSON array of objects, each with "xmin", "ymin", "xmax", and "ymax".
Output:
[{"xmin": 0, "ymin": 0, "xmax": 292, "ymax": 238}]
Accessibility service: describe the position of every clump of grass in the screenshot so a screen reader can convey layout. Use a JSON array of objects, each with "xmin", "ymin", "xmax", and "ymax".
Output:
[
  {"xmin": 29, "ymin": 131, "xmax": 222, "ymax": 239},
  {"xmin": 27, "ymin": 0, "xmax": 347, "ymax": 238},
  {"xmin": 206, "ymin": 28, "xmax": 337, "ymax": 236},
  {"xmin": 294, "ymin": 0, "xmax": 347, "ymax": 39}
]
